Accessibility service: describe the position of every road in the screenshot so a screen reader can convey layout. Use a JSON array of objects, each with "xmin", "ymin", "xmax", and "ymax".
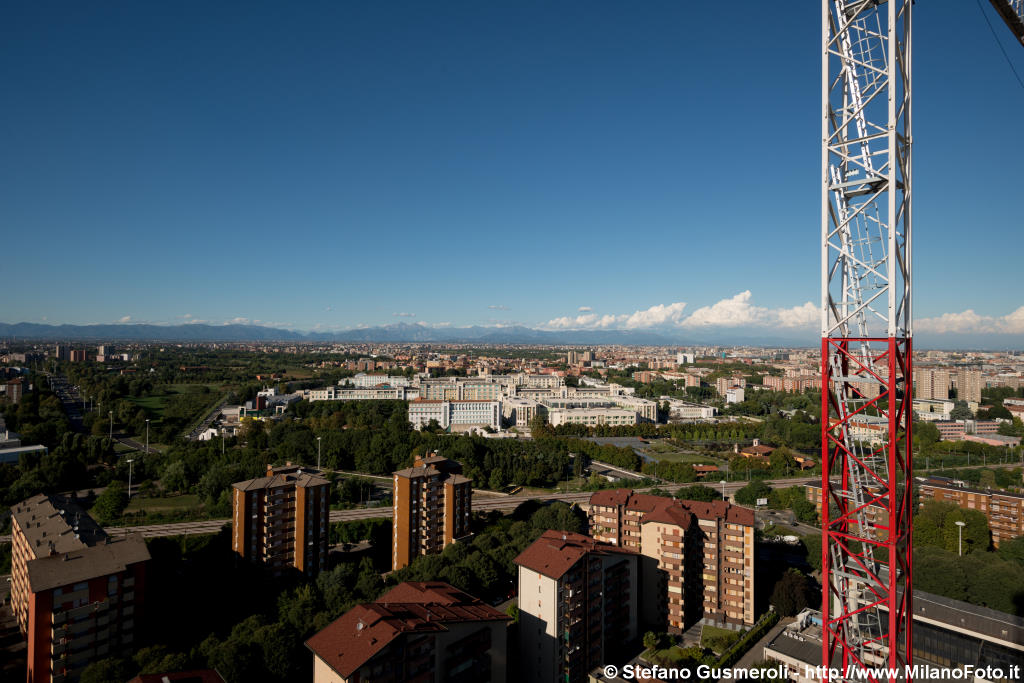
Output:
[
  {"xmin": 185, "ymin": 398, "xmax": 228, "ymax": 440},
  {"xmin": 117, "ymin": 436, "xmax": 162, "ymax": 455}
]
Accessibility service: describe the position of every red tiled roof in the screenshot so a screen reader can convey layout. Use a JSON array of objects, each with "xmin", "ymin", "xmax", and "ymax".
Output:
[
  {"xmin": 589, "ymin": 488, "xmax": 632, "ymax": 506},
  {"xmin": 740, "ymin": 445, "xmax": 775, "ymax": 455},
  {"xmin": 514, "ymin": 529, "xmax": 635, "ymax": 580},
  {"xmin": 305, "ymin": 582, "xmax": 508, "ymax": 679},
  {"xmin": 589, "ymin": 490, "xmax": 756, "ymax": 528}
]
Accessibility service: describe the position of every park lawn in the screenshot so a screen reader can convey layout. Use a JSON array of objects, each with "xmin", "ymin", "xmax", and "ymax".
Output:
[
  {"xmin": 125, "ymin": 394, "xmax": 171, "ymax": 416},
  {"xmin": 125, "ymin": 383, "xmax": 226, "ymax": 418},
  {"xmin": 124, "ymin": 494, "xmax": 201, "ymax": 515}
]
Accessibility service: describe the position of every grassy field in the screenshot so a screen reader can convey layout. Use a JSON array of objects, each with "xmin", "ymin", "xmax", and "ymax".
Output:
[
  {"xmin": 700, "ymin": 624, "xmax": 743, "ymax": 653},
  {"xmin": 124, "ymin": 494, "xmax": 201, "ymax": 515},
  {"xmin": 125, "ymin": 383, "xmax": 224, "ymax": 417},
  {"xmin": 644, "ymin": 441, "xmax": 723, "ymax": 465}
]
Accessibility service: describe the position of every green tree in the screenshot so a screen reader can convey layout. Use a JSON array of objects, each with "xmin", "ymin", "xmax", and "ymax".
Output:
[
  {"xmin": 91, "ymin": 481, "xmax": 129, "ymax": 525},
  {"xmin": 997, "ymin": 535, "xmax": 1024, "ymax": 567},
  {"xmin": 529, "ymin": 414, "xmax": 553, "ymax": 439},
  {"xmin": 79, "ymin": 657, "xmax": 134, "ymax": 683},
  {"xmin": 802, "ymin": 534, "xmax": 823, "ymax": 572},
  {"xmin": 734, "ymin": 480, "xmax": 772, "ymax": 506},
  {"xmin": 676, "ymin": 485, "xmax": 722, "ymax": 502},
  {"xmin": 950, "ymin": 400, "xmax": 974, "ymax": 421},
  {"xmin": 771, "ymin": 569, "xmax": 814, "ymax": 616}
]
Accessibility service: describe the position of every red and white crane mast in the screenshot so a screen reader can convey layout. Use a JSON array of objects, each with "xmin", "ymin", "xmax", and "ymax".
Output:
[
  {"xmin": 821, "ymin": 0, "xmax": 912, "ymax": 680},
  {"xmin": 821, "ymin": 1, "xmax": 1024, "ymax": 680}
]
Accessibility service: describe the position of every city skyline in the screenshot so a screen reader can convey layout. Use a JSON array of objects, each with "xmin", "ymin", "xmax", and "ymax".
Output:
[{"xmin": 2, "ymin": 2, "xmax": 1023, "ymax": 344}]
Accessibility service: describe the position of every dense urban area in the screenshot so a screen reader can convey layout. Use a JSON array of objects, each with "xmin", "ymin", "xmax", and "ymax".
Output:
[{"xmin": 1, "ymin": 340, "xmax": 1022, "ymax": 682}]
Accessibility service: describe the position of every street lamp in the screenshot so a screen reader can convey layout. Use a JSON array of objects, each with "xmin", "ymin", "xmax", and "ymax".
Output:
[
  {"xmin": 145, "ymin": 419, "xmax": 150, "ymax": 454},
  {"xmin": 955, "ymin": 520, "xmax": 967, "ymax": 556},
  {"xmin": 126, "ymin": 459, "xmax": 135, "ymax": 501},
  {"xmin": 720, "ymin": 479, "xmax": 727, "ymax": 501},
  {"xmin": 109, "ymin": 411, "xmax": 113, "ymax": 439},
  {"xmin": 317, "ymin": 436, "xmax": 322, "ymax": 470}
]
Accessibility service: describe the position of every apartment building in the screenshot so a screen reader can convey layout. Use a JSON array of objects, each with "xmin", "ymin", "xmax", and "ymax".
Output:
[
  {"xmin": 805, "ymin": 483, "xmax": 888, "ymax": 537},
  {"xmin": 11, "ymin": 494, "xmax": 149, "ymax": 683},
  {"xmin": 231, "ymin": 463, "xmax": 330, "ymax": 576},
  {"xmin": 589, "ymin": 490, "xmax": 756, "ymax": 630},
  {"xmin": 914, "ymin": 368, "xmax": 951, "ymax": 400},
  {"xmin": 515, "ymin": 530, "xmax": 639, "ymax": 683},
  {"xmin": 305, "ymin": 581, "xmax": 509, "ymax": 683},
  {"xmin": 762, "ymin": 375, "xmax": 822, "ymax": 393},
  {"xmin": 918, "ymin": 476, "xmax": 1024, "ymax": 547},
  {"xmin": 392, "ymin": 454, "xmax": 472, "ymax": 570},
  {"xmin": 715, "ymin": 376, "xmax": 746, "ymax": 397},
  {"xmin": 954, "ymin": 369, "xmax": 983, "ymax": 404}
]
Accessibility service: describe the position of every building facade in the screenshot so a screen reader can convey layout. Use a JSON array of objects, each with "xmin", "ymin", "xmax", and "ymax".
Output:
[
  {"xmin": 231, "ymin": 463, "xmax": 330, "ymax": 576},
  {"xmin": 589, "ymin": 490, "xmax": 756, "ymax": 630},
  {"xmin": 392, "ymin": 455, "xmax": 472, "ymax": 570},
  {"xmin": 515, "ymin": 530, "xmax": 639, "ymax": 683},
  {"xmin": 11, "ymin": 494, "xmax": 149, "ymax": 683},
  {"xmin": 407, "ymin": 399, "xmax": 502, "ymax": 431}
]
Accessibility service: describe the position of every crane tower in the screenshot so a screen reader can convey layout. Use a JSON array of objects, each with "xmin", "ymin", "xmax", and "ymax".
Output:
[
  {"xmin": 822, "ymin": 1, "xmax": 1024, "ymax": 680},
  {"xmin": 821, "ymin": 0, "xmax": 912, "ymax": 679}
]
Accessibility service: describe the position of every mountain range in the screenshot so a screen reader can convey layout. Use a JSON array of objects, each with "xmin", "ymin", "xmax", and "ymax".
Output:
[
  {"xmin": 1, "ymin": 321, "xmax": 1019, "ymax": 350},
  {"xmin": 0, "ymin": 321, "xmax": 813, "ymax": 347}
]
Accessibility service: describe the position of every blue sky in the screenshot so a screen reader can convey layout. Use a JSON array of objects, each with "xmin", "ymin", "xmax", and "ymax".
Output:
[{"xmin": 2, "ymin": 2, "xmax": 1022, "ymax": 339}]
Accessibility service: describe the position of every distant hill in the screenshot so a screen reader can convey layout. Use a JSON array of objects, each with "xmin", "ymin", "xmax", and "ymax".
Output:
[{"xmin": 1, "ymin": 321, "xmax": 1016, "ymax": 349}]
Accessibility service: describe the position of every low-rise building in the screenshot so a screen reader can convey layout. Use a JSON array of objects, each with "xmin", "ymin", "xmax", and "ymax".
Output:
[
  {"xmin": 305, "ymin": 581, "xmax": 509, "ymax": 683},
  {"xmin": 763, "ymin": 595, "xmax": 1023, "ymax": 682}
]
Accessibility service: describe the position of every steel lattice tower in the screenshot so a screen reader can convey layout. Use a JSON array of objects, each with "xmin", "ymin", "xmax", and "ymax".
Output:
[{"xmin": 821, "ymin": 1, "xmax": 912, "ymax": 680}]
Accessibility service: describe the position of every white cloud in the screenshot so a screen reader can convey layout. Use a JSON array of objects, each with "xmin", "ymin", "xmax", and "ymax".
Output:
[
  {"xmin": 118, "ymin": 315, "xmax": 132, "ymax": 323},
  {"xmin": 488, "ymin": 304, "xmax": 510, "ymax": 311},
  {"xmin": 227, "ymin": 317, "xmax": 250, "ymax": 325},
  {"xmin": 680, "ymin": 291, "xmax": 816, "ymax": 329},
  {"xmin": 393, "ymin": 312, "xmax": 416, "ymax": 318},
  {"xmin": 917, "ymin": 306, "xmax": 1024, "ymax": 334},
  {"xmin": 681, "ymin": 291, "xmax": 764, "ymax": 327},
  {"xmin": 183, "ymin": 313, "xmax": 194, "ymax": 319},
  {"xmin": 543, "ymin": 302, "xmax": 686, "ymax": 330},
  {"xmin": 776, "ymin": 302, "xmax": 818, "ymax": 328},
  {"xmin": 621, "ymin": 302, "xmax": 688, "ymax": 329},
  {"xmin": 543, "ymin": 292, "xmax": 817, "ymax": 331}
]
